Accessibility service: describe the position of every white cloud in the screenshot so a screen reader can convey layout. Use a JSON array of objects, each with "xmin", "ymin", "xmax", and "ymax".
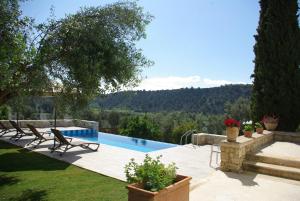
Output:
[
  {"xmin": 129, "ymin": 76, "xmax": 246, "ymax": 91},
  {"xmin": 203, "ymin": 78, "xmax": 236, "ymax": 86}
]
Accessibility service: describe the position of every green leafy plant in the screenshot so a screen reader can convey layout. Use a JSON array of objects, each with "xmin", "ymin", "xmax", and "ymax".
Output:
[
  {"xmin": 125, "ymin": 154, "xmax": 177, "ymax": 192},
  {"xmin": 243, "ymin": 124, "xmax": 253, "ymax": 132},
  {"xmin": 242, "ymin": 120, "xmax": 253, "ymax": 132},
  {"xmin": 255, "ymin": 122, "xmax": 263, "ymax": 129}
]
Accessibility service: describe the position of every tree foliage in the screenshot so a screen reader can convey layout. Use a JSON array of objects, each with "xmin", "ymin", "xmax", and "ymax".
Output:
[
  {"xmin": 251, "ymin": 0, "xmax": 300, "ymax": 131},
  {"xmin": 0, "ymin": 105, "xmax": 10, "ymax": 119},
  {"xmin": 0, "ymin": 0, "xmax": 48, "ymax": 105},
  {"xmin": 96, "ymin": 84, "xmax": 251, "ymax": 113},
  {"xmin": 120, "ymin": 115, "xmax": 160, "ymax": 140},
  {"xmin": 8, "ymin": 96, "xmax": 229, "ymax": 144},
  {"xmin": 172, "ymin": 121, "xmax": 197, "ymax": 144},
  {"xmin": 38, "ymin": 1, "xmax": 153, "ymax": 109},
  {"xmin": 108, "ymin": 111, "xmax": 121, "ymax": 128},
  {"xmin": 225, "ymin": 97, "xmax": 251, "ymax": 122},
  {"xmin": 0, "ymin": 0, "xmax": 152, "ymax": 109}
]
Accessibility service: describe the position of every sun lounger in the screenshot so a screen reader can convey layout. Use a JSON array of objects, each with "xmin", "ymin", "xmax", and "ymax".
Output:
[
  {"xmin": 9, "ymin": 120, "xmax": 32, "ymax": 141},
  {"xmin": 50, "ymin": 129, "xmax": 100, "ymax": 156},
  {"xmin": 0, "ymin": 121, "xmax": 14, "ymax": 137},
  {"xmin": 26, "ymin": 124, "xmax": 55, "ymax": 148}
]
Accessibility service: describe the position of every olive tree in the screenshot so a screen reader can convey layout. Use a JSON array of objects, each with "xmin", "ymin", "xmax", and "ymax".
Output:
[
  {"xmin": 38, "ymin": 1, "xmax": 153, "ymax": 111},
  {"xmin": 0, "ymin": 0, "xmax": 153, "ymax": 113},
  {"xmin": 0, "ymin": 0, "xmax": 48, "ymax": 105}
]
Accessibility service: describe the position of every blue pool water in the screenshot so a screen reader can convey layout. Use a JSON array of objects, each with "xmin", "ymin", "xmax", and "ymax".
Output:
[{"xmin": 62, "ymin": 131, "xmax": 177, "ymax": 152}]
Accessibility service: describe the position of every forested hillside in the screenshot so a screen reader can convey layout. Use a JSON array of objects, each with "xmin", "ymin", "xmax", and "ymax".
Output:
[{"xmin": 95, "ymin": 84, "xmax": 251, "ymax": 114}]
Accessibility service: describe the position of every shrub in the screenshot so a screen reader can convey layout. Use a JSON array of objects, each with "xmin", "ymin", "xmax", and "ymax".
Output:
[
  {"xmin": 124, "ymin": 154, "xmax": 177, "ymax": 192},
  {"xmin": 120, "ymin": 116, "xmax": 160, "ymax": 140},
  {"xmin": 172, "ymin": 121, "xmax": 197, "ymax": 144}
]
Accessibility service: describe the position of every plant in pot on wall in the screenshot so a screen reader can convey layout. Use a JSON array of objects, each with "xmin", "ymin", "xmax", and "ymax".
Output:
[
  {"xmin": 243, "ymin": 121, "xmax": 253, "ymax": 138},
  {"xmin": 125, "ymin": 154, "xmax": 192, "ymax": 201},
  {"xmin": 255, "ymin": 122, "xmax": 264, "ymax": 134},
  {"xmin": 224, "ymin": 117, "xmax": 240, "ymax": 142},
  {"xmin": 262, "ymin": 115, "xmax": 279, "ymax": 131}
]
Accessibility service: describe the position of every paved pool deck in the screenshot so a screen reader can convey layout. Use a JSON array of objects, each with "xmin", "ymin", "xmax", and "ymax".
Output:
[{"xmin": 0, "ymin": 128, "xmax": 216, "ymax": 187}]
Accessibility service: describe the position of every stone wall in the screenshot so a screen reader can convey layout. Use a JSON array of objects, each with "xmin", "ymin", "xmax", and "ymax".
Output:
[
  {"xmin": 192, "ymin": 133, "xmax": 226, "ymax": 145},
  {"xmin": 274, "ymin": 131, "xmax": 300, "ymax": 143},
  {"xmin": 0, "ymin": 119, "xmax": 98, "ymax": 131},
  {"xmin": 220, "ymin": 131, "xmax": 274, "ymax": 172},
  {"xmin": 72, "ymin": 119, "xmax": 98, "ymax": 131}
]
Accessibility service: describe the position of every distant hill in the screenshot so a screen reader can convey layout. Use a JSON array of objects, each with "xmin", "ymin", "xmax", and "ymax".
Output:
[{"xmin": 94, "ymin": 84, "xmax": 252, "ymax": 114}]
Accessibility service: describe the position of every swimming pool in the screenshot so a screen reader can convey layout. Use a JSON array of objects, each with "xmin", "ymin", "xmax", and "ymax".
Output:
[{"xmin": 62, "ymin": 131, "xmax": 177, "ymax": 152}]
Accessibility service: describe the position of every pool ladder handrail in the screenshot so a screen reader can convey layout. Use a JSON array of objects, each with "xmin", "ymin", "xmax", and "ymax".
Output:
[{"xmin": 180, "ymin": 129, "xmax": 197, "ymax": 145}]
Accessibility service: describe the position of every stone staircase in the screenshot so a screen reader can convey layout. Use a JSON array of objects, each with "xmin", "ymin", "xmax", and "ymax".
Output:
[{"xmin": 243, "ymin": 153, "xmax": 300, "ymax": 181}]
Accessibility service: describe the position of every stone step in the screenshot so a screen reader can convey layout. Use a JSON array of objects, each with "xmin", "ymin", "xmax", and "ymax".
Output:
[
  {"xmin": 246, "ymin": 154, "xmax": 300, "ymax": 169},
  {"xmin": 243, "ymin": 160, "xmax": 300, "ymax": 181}
]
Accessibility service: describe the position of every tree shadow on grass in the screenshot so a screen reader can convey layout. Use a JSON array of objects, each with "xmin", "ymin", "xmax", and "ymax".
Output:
[
  {"xmin": 0, "ymin": 140, "xmax": 20, "ymax": 149},
  {"xmin": 0, "ymin": 148, "xmax": 71, "ymax": 172},
  {"xmin": 0, "ymin": 139, "xmax": 94, "ymax": 171},
  {"xmin": 0, "ymin": 175, "xmax": 20, "ymax": 188},
  {"xmin": 8, "ymin": 189, "xmax": 47, "ymax": 201}
]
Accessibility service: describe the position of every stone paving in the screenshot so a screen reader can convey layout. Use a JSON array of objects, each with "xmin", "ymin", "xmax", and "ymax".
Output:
[
  {"xmin": 256, "ymin": 141, "xmax": 300, "ymax": 159},
  {"xmin": 190, "ymin": 170, "xmax": 300, "ymax": 201},
  {"xmin": 0, "ymin": 128, "xmax": 216, "ymax": 186},
  {"xmin": 193, "ymin": 139, "xmax": 300, "ymax": 201}
]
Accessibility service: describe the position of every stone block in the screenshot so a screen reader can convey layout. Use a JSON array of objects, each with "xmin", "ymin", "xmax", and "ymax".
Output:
[
  {"xmin": 220, "ymin": 131, "xmax": 275, "ymax": 172},
  {"xmin": 191, "ymin": 133, "xmax": 226, "ymax": 145}
]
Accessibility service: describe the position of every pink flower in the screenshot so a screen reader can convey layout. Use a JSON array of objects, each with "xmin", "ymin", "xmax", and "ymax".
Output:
[{"xmin": 262, "ymin": 115, "xmax": 279, "ymax": 123}]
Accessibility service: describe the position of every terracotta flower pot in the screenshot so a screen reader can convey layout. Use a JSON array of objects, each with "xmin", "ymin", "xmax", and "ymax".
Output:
[
  {"xmin": 127, "ymin": 175, "xmax": 192, "ymax": 201},
  {"xmin": 264, "ymin": 122, "xmax": 278, "ymax": 131},
  {"xmin": 226, "ymin": 127, "xmax": 239, "ymax": 142},
  {"xmin": 256, "ymin": 127, "xmax": 264, "ymax": 134},
  {"xmin": 243, "ymin": 131, "xmax": 253, "ymax": 138}
]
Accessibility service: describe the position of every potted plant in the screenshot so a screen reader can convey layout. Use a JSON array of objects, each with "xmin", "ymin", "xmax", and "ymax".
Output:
[
  {"xmin": 243, "ymin": 121, "xmax": 253, "ymax": 138},
  {"xmin": 125, "ymin": 155, "xmax": 192, "ymax": 201},
  {"xmin": 255, "ymin": 122, "xmax": 264, "ymax": 134},
  {"xmin": 224, "ymin": 117, "xmax": 240, "ymax": 142},
  {"xmin": 262, "ymin": 115, "xmax": 279, "ymax": 131}
]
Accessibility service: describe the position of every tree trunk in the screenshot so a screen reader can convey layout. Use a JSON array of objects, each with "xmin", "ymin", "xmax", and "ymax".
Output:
[{"xmin": 0, "ymin": 91, "xmax": 13, "ymax": 106}]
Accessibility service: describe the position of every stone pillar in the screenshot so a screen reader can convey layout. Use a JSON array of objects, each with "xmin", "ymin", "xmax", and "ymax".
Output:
[
  {"xmin": 220, "ymin": 131, "xmax": 274, "ymax": 172},
  {"xmin": 220, "ymin": 142, "xmax": 246, "ymax": 172}
]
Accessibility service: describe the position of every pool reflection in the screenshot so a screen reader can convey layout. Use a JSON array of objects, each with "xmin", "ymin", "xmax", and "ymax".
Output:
[{"xmin": 131, "ymin": 138, "xmax": 147, "ymax": 146}]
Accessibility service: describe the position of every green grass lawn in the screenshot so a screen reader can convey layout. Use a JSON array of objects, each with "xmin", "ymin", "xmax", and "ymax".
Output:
[{"xmin": 0, "ymin": 140, "xmax": 127, "ymax": 201}]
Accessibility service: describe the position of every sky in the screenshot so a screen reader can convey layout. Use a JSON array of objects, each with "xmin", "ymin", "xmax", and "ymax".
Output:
[{"xmin": 21, "ymin": 0, "xmax": 260, "ymax": 90}]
